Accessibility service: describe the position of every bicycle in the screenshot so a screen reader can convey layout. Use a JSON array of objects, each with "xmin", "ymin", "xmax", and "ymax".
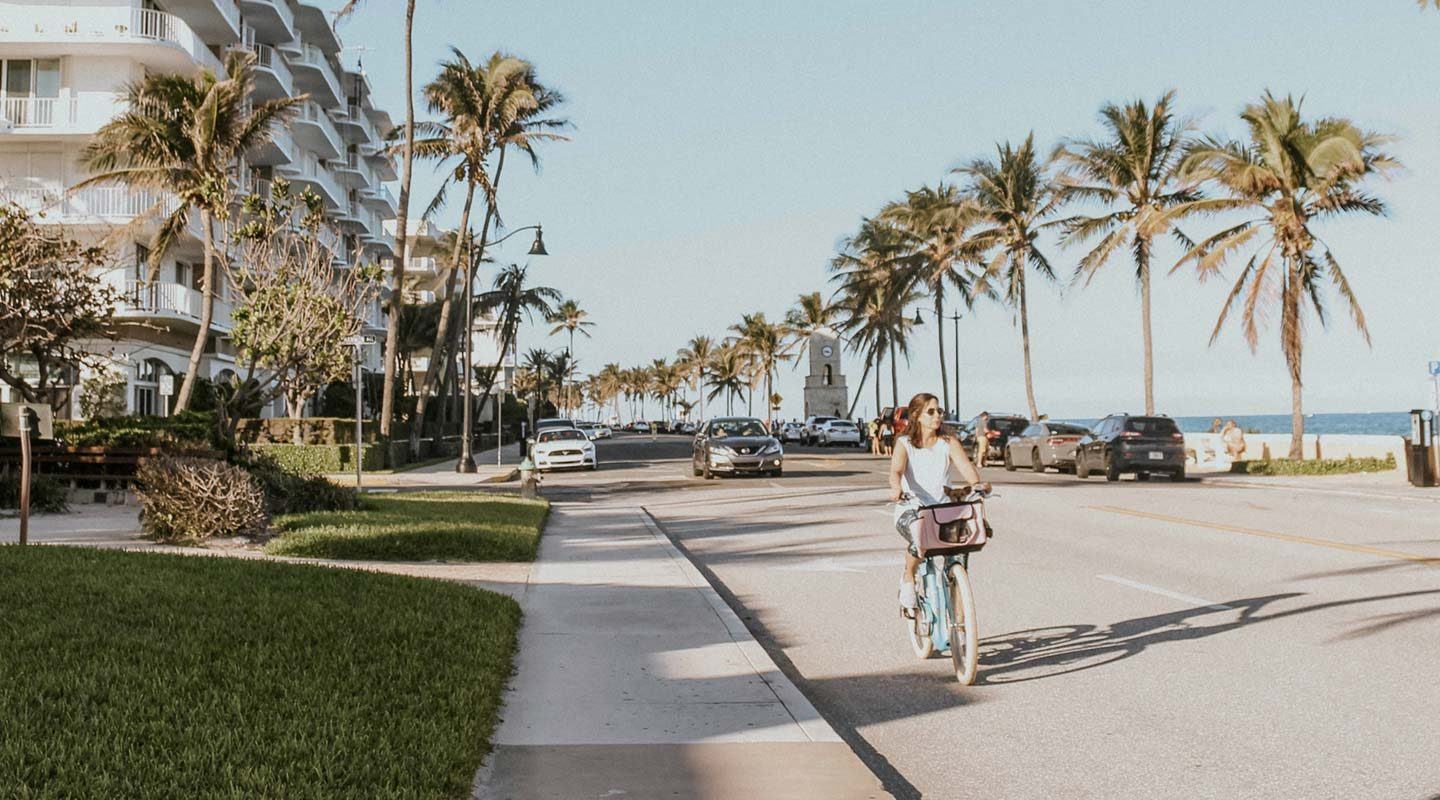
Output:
[{"xmin": 900, "ymin": 486, "xmax": 992, "ymax": 685}]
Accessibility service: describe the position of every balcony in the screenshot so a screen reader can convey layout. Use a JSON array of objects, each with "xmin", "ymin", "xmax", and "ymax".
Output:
[
  {"xmin": 246, "ymin": 42, "xmax": 294, "ymax": 99},
  {"xmin": 294, "ymin": 100, "xmax": 343, "ymax": 159},
  {"xmin": 1, "ymin": 184, "xmax": 185, "ymax": 225},
  {"xmin": 407, "ymin": 257, "xmax": 440, "ymax": 278},
  {"xmin": 360, "ymin": 184, "xmax": 397, "ymax": 215},
  {"xmin": 0, "ymin": 94, "xmax": 127, "ymax": 135},
  {"xmin": 0, "ymin": 7, "xmax": 225, "ymax": 76},
  {"xmin": 277, "ymin": 151, "xmax": 345, "ymax": 209},
  {"xmin": 284, "ymin": 44, "xmax": 343, "ymax": 107},
  {"xmin": 332, "ymin": 150, "xmax": 369, "ymax": 187},
  {"xmin": 247, "ymin": 123, "xmax": 296, "ymax": 167},
  {"xmin": 239, "ymin": 0, "xmax": 297, "ymax": 41},
  {"xmin": 116, "ymin": 280, "xmax": 233, "ymax": 332},
  {"xmin": 331, "ymin": 101, "xmax": 382, "ymax": 146},
  {"xmin": 157, "ymin": 0, "xmax": 242, "ymax": 43}
]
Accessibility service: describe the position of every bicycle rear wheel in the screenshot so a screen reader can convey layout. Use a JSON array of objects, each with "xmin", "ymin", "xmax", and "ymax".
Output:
[{"xmin": 947, "ymin": 560, "xmax": 979, "ymax": 684}]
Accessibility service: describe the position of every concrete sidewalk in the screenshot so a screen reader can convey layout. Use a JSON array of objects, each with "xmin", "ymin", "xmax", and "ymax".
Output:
[
  {"xmin": 477, "ymin": 503, "xmax": 890, "ymax": 800},
  {"xmin": 325, "ymin": 443, "xmax": 522, "ymax": 488}
]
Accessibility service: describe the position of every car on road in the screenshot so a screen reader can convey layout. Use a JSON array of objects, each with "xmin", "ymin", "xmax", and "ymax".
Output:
[
  {"xmin": 779, "ymin": 421, "xmax": 804, "ymax": 443},
  {"xmin": 1075, "ymin": 413, "xmax": 1186, "ymax": 481},
  {"xmin": 536, "ymin": 418, "xmax": 578, "ymax": 433},
  {"xmin": 816, "ymin": 419, "xmax": 863, "ymax": 447},
  {"xmin": 800, "ymin": 415, "xmax": 837, "ymax": 445},
  {"xmin": 634, "ymin": 421, "xmax": 651, "ymax": 433},
  {"xmin": 960, "ymin": 413, "xmax": 1030, "ymax": 466},
  {"xmin": 592, "ymin": 423, "xmax": 613, "ymax": 439},
  {"xmin": 532, "ymin": 427, "xmax": 598, "ymax": 471},
  {"xmin": 692, "ymin": 416, "xmax": 784, "ymax": 479},
  {"xmin": 1003, "ymin": 421, "xmax": 1091, "ymax": 473}
]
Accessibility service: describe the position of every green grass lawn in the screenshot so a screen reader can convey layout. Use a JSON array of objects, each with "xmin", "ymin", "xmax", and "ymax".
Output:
[
  {"xmin": 266, "ymin": 492, "xmax": 548, "ymax": 562},
  {"xmin": 0, "ymin": 546, "xmax": 521, "ymax": 799}
]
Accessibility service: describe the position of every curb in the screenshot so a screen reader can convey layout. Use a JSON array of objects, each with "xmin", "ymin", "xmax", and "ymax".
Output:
[
  {"xmin": 485, "ymin": 468, "xmax": 520, "ymax": 484},
  {"xmin": 637, "ymin": 508, "xmax": 842, "ymax": 745}
]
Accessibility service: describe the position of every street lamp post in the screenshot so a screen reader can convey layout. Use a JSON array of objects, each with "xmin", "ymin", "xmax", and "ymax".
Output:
[
  {"xmin": 949, "ymin": 311, "xmax": 961, "ymax": 415},
  {"xmin": 456, "ymin": 224, "xmax": 548, "ymax": 473}
]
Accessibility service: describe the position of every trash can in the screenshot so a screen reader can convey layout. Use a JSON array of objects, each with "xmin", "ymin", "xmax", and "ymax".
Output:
[{"xmin": 1405, "ymin": 410, "xmax": 1437, "ymax": 487}]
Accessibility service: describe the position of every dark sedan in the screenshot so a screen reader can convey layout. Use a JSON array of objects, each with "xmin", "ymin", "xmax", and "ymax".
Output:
[
  {"xmin": 1075, "ymin": 414, "xmax": 1187, "ymax": 481},
  {"xmin": 692, "ymin": 417, "xmax": 784, "ymax": 479}
]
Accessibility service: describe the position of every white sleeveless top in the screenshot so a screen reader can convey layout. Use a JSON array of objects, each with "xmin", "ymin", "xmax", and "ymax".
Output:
[{"xmin": 895, "ymin": 435, "xmax": 951, "ymax": 519}]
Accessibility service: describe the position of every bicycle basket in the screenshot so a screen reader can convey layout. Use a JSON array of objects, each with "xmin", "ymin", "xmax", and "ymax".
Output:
[{"xmin": 914, "ymin": 500, "xmax": 988, "ymax": 556}]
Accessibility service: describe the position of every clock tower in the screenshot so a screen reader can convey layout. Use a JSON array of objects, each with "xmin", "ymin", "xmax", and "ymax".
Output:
[{"xmin": 803, "ymin": 330, "xmax": 848, "ymax": 418}]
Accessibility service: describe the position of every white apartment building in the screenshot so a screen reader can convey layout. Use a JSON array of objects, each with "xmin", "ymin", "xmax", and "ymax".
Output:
[
  {"xmin": 0, "ymin": 0, "xmax": 398, "ymax": 417},
  {"xmin": 383, "ymin": 218, "xmax": 517, "ymax": 408}
]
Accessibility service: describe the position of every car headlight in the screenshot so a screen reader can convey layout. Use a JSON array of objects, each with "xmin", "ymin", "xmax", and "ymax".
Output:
[{"xmin": 761, "ymin": 442, "xmax": 782, "ymax": 455}]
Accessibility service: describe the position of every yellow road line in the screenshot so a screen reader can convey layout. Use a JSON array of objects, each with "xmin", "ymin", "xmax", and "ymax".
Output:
[{"xmin": 1086, "ymin": 505, "xmax": 1440, "ymax": 565}]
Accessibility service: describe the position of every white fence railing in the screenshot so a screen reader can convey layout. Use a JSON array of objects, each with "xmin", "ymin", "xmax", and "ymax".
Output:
[
  {"xmin": 1, "ymin": 186, "xmax": 182, "ymax": 221},
  {"xmin": 118, "ymin": 281, "xmax": 233, "ymax": 330}
]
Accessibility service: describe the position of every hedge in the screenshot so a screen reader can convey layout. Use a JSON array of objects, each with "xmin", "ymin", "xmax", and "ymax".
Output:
[
  {"xmin": 247, "ymin": 443, "xmax": 387, "ymax": 473},
  {"xmin": 234, "ymin": 417, "xmax": 401, "ymax": 446},
  {"xmin": 55, "ymin": 411, "xmax": 220, "ymax": 450},
  {"xmin": 1230, "ymin": 455, "xmax": 1397, "ymax": 476}
]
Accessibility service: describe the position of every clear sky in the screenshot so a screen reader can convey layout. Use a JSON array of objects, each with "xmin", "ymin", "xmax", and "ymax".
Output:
[{"xmin": 337, "ymin": 0, "xmax": 1440, "ymax": 420}]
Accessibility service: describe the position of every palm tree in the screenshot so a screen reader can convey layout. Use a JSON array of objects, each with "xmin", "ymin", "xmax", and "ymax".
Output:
[
  {"xmin": 782, "ymin": 291, "xmax": 839, "ymax": 388},
  {"xmin": 547, "ymin": 298, "xmax": 594, "ymax": 414},
  {"xmin": 597, "ymin": 363, "xmax": 624, "ymax": 423},
  {"xmin": 336, "ymin": 0, "xmax": 417, "ymax": 440},
  {"xmin": 878, "ymin": 184, "xmax": 985, "ymax": 413},
  {"xmin": 707, "ymin": 346, "xmax": 749, "ymax": 416},
  {"xmin": 829, "ymin": 217, "xmax": 920, "ymax": 412},
  {"xmin": 1177, "ymin": 92, "xmax": 1397, "ymax": 458},
  {"xmin": 676, "ymin": 335, "xmax": 717, "ymax": 422},
  {"xmin": 1054, "ymin": 91, "xmax": 1225, "ymax": 415},
  {"xmin": 953, "ymin": 135, "xmax": 1065, "ymax": 421},
  {"xmin": 409, "ymin": 52, "xmax": 566, "ymax": 453},
  {"xmin": 79, "ymin": 49, "xmax": 302, "ymax": 411},
  {"xmin": 474, "ymin": 263, "xmax": 560, "ymax": 425},
  {"xmin": 729, "ymin": 313, "xmax": 791, "ymax": 427}
]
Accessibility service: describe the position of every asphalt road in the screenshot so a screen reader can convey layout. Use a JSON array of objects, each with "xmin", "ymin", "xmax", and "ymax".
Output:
[{"xmin": 542, "ymin": 434, "xmax": 1440, "ymax": 800}]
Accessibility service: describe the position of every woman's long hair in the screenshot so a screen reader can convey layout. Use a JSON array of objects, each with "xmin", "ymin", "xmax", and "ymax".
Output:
[{"xmin": 904, "ymin": 392, "xmax": 950, "ymax": 449}]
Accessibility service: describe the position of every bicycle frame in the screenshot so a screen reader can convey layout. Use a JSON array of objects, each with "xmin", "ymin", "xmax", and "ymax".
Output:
[{"xmin": 915, "ymin": 551, "xmax": 969, "ymax": 652}]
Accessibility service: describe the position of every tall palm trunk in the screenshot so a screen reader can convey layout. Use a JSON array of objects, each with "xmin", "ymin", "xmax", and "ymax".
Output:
[
  {"xmin": 380, "ymin": 0, "xmax": 417, "ymax": 440},
  {"xmin": 764, "ymin": 365, "xmax": 773, "ymax": 426},
  {"xmin": 844, "ymin": 354, "xmax": 873, "ymax": 418},
  {"xmin": 1017, "ymin": 262, "xmax": 1039, "ymax": 421},
  {"xmin": 175, "ymin": 208, "xmax": 216, "ymax": 412},
  {"xmin": 409, "ymin": 181, "xmax": 476, "ymax": 457},
  {"xmin": 889, "ymin": 340, "xmax": 898, "ymax": 409},
  {"xmin": 1137, "ymin": 237, "xmax": 1154, "ymax": 415},
  {"xmin": 567, "ymin": 326, "xmax": 575, "ymax": 415},
  {"xmin": 1283, "ymin": 267, "xmax": 1304, "ymax": 460},
  {"xmin": 934, "ymin": 294, "xmax": 949, "ymax": 414},
  {"xmin": 874, "ymin": 349, "xmax": 882, "ymax": 414}
]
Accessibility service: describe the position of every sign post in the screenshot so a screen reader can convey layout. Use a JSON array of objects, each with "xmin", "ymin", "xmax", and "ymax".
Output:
[
  {"xmin": 343, "ymin": 335, "xmax": 376, "ymax": 492},
  {"xmin": 3, "ymin": 403, "xmax": 54, "ymax": 546}
]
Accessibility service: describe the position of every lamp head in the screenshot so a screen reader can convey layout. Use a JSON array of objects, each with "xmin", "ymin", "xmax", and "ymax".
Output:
[
  {"xmin": 528, "ymin": 226, "xmax": 548, "ymax": 256},
  {"xmin": 912, "ymin": 309, "xmax": 925, "ymax": 326}
]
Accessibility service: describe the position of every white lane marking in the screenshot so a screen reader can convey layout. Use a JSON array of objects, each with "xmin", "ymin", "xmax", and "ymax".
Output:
[
  {"xmin": 769, "ymin": 481, "xmax": 783, "ymax": 489},
  {"xmin": 1096, "ymin": 574, "xmax": 1235, "ymax": 611}
]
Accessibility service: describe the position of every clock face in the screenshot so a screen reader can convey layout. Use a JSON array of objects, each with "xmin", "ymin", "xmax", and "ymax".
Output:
[{"xmin": 821, "ymin": 345, "xmax": 834, "ymax": 358}]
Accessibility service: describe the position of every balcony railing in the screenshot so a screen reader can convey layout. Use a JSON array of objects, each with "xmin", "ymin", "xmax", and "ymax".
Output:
[
  {"xmin": 0, "ymin": 94, "xmax": 126, "ymax": 132},
  {"xmin": 248, "ymin": 42, "xmax": 295, "ymax": 94},
  {"xmin": 296, "ymin": 100, "xmax": 343, "ymax": 154},
  {"xmin": 118, "ymin": 281, "xmax": 233, "ymax": 331},
  {"xmin": 240, "ymin": 0, "xmax": 296, "ymax": 37},
  {"xmin": 1, "ymin": 185, "xmax": 182, "ymax": 221},
  {"xmin": 0, "ymin": 7, "xmax": 224, "ymax": 74},
  {"xmin": 130, "ymin": 8, "xmax": 226, "ymax": 73},
  {"xmin": 285, "ymin": 44, "xmax": 343, "ymax": 103}
]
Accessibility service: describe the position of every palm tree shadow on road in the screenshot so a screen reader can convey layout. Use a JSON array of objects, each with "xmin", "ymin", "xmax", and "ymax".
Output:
[{"xmin": 976, "ymin": 588, "xmax": 1440, "ymax": 685}]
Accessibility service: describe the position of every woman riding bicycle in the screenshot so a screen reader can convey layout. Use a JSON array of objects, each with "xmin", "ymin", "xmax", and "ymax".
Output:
[{"xmin": 889, "ymin": 392, "xmax": 986, "ymax": 611}]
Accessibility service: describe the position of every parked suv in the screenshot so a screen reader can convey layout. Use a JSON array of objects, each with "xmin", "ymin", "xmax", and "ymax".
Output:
[
  {"xmin": 800, "ymin": 415, "xmax": 837, "ymax": 445},
  {"xmin": 960, "ymin": 413, "xmax": 1030, "ymax": 466},
  {"xmin": 1075, "ymin": 414, "xmax": 1187, "ymax": 482}
]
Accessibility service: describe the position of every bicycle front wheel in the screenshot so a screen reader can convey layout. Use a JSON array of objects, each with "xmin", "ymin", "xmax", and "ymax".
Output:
[{"xmin": 947, "ymin": 561, "xmax": 979, "ymax": 685}]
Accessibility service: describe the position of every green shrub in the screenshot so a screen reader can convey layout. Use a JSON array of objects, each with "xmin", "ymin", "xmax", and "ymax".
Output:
[
  {"xmin": 0, "ymin": 471, "xmax": 69, "ymax": 513},
  {"xmin": 135, "ymin": 457, "xmax": 269, "ymax": 542},
  {"xmin": 55, "ymin": 410, "xmax": 221, "ymax": 450},
  {"xmin": 247, "ymin": 443, "xmax": 386, "ymax": 474},
  {"xmin": 242, "ymin": 453, "xmax": 358, "ymax": 515},
  {"xmin": 1230, "ymin": 454, "xmax": 1397, "ymax": 476},
  {"xmin": 234, "ymin": 417, "xmax": 408, "ymax": 446}
]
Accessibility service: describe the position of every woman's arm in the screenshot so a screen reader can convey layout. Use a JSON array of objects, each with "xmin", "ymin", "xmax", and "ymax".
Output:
[
  {"xmin": 947, "ymin": 437, "xmax": 984, "ymax": 487},
  {"xmin": 888, "ymin": 440, "xmax": 909, "ymax": 501}
]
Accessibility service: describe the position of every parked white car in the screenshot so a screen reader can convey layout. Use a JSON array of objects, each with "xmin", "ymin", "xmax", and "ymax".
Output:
[
  {"xmin": 592, "ymin": 423, "xmax": 613, "ymax": 439},
  {"xmin": 800, "ymin": 415, "xmax": 838, "ymax": 445},
  {"xmin": 531, "ymin": 428, "xmax": 597, "ymax": 471},
  {"xmin": 817, "ymin": 419, "xmax": 863, "ymax": 447},
  {"xmin": 779, "ymin": 422, "xmax": 804, "ymax": 443}
]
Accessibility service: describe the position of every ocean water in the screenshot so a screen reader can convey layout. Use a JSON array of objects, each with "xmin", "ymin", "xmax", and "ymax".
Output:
[{"xmin": 1057, "ymin": 412, "xmax": 1415, "ymax": 437}]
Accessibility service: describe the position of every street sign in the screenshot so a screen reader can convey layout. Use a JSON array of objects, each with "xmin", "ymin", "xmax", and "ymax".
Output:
[
  {"xmin": 1, "ymin": 403, "xmax": 53, "ymax": 440},
  {"xmin": 158, "ymin": 374, "xmax": 175, "ymax": 396},
  {"xmin": 343, "ymin": 335, "xmax": 377, "ymax": 347},
  {"xmin": 1429, "ymin": 361, "xmax": 1440, "ymax": 377}
]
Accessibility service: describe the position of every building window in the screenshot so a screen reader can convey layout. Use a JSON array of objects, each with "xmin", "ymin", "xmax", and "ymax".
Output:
[
  {"xmin": 823, "ymin": 365, "xmax": 833, "ymax": 386},
  {"xmin": 134, "ymin": 358, "xmax": 171, "ymax": 417}
]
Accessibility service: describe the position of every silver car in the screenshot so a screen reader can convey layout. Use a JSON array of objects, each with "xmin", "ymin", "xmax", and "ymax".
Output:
[
  {"xmin": 692, "ymin": 417, "xmax": 784, "ymax": 479},
  {"xmin": 1004, "ymin": 422, "xmax": 1091, "ymax": 473}
]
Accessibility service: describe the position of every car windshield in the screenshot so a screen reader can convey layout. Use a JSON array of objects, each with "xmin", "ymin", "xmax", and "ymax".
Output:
[
  {"xmin": 1047, "ymin": 423, "xmax": 1089, "ymax": 436},
  {"xmin": 711, "ymin": 419, "xmax": 768, "ymax": 437},
  {"xmin": 538, "ymin": 430, "xmax": 587, "ymax": 442},
  {"xmin": 1125, "ymin": 417, "xmax": 1179, "ymax": 436},
  {"xmin": 812, "ymin": 417, "xmax": 836, "ymax": 424}
]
